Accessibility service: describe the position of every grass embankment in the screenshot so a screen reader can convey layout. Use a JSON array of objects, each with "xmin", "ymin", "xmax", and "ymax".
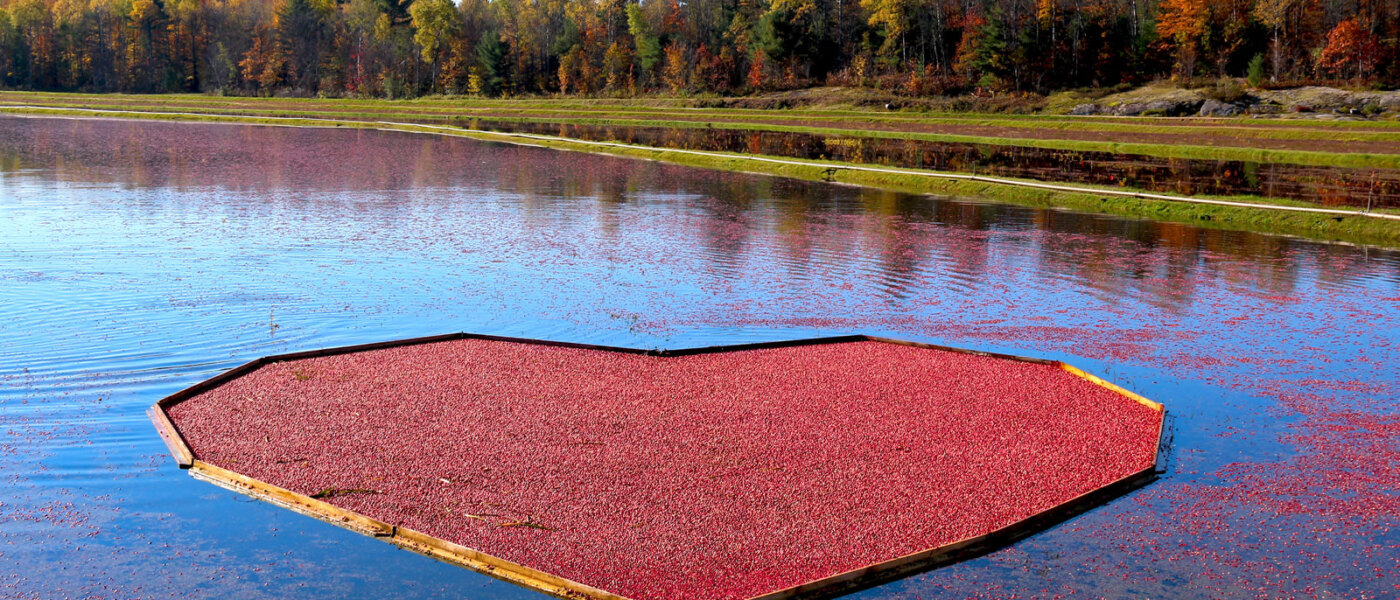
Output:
[
  {"xmin": 2, "ymin": 93, "xmax": 1397, "ymax": 248},
  {"xmin": 11, "ymin": 89, "xmax": 1400, "ymax": 132},
  {"xmin": 6, "ymin": 91, "xmax": 1400, "ymax": 164}
]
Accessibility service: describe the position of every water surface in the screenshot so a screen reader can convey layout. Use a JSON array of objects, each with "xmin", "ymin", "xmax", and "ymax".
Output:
[
  {"xmin": 465, "ymin": 118, "xmax": 1400, "ymax": 209},
  {"xmin": 1, "ymin": 115, "xmax": 1397, "ymax": 599}
]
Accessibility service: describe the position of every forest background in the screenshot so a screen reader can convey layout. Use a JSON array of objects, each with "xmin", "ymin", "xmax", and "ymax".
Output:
[{"xmin": 0, "ymin": 0, "xmax": 1393, "ymax": 99}]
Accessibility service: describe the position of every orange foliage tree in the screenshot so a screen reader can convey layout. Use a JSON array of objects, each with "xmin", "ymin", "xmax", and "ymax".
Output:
[
  {"xmin": 1155, "ymin": 0, "xmax": 1209, "ymax": 77},
  {"xmin": 1317, "ymin": 18, "xmax": 1381, "ymax": 81},
  {"xmin": 662, "ymin": 43, "xmax": 687, "ymax": 93}
]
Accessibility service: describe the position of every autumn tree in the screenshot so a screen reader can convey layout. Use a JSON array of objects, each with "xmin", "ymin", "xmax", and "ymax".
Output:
[
  {"xmin": 1252, "ymin": 0, "xmax": 1298, "ymax": 80},
  {"xmin": 0, "ymin": 8, "xmax": 15, "ymax": 87},
  {"xmin": 126, "ymin": 0, "xmax": 170, "ymax": 90},
  {"xmin": 3, "ymin": 0, "xmax": 1400, "ymax": 97},
  {"xmin": 661, "ymin": 41, "xmax": 686, "ymax": 92},
  {"xmin": 746, "ymin": 47, "xmax": 768, "ymax": 90},
  {"xmin": 557, "ymin": 43, "xmax": 584, "ymax": 93},
  {"xmin": 861, "ymin": 0, "xmax": 910, "ymax": 65},
  {"xmin": 1155, "ymin": 0, "xmax": 1210, "ymax": 77},
  {"xmin": 239, "ymin": 32, "xmax": 284, "ymax": 92},
  {"xmin": 952, "ymin": 9, "xmax": 1010, "ymax": 90},
  {"xmin": 755, "ymin": 0, "xmax": 827, "ymax": 80},
  {"xmin": 690, "ymin": 42, "xmax": 715, "ymax": 92},
  {"xmin": 165, "ymin": 0, "xmax": 204, "ymax": 90},
  {"xmin": 274, "ymin": 0, "xmax": 329, "ymax": 92},
  {"xmin": 340, "ymin": 0, "xmax": 386, "ymax": 95},
  {"xmin": 83, "ymin": 0, "xmax": 126, "ymax": 90},
  {"xmin": 601, "ymin": 37, "xmax": 633, "ymax": 92},
  {"xmin": 409, "ymin": 0, "xmax": 458, "ymax": 91},
  {"xmin": 1317, "ymin": 18, "xmax": 1380, "ymax": 81}
]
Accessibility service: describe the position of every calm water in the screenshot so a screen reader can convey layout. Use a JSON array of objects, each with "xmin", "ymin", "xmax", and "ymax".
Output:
[
  {"xmin": 1, "ymin": 115, "xmax": 1397, "ymax": 599},
  {"xmin": 463, "ymin": 118, "xmax": 1400, "ymax": 209}
]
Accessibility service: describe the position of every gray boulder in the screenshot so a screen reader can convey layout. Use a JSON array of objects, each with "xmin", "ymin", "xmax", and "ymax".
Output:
[
  {"xmin": 1148, "ymin": 99, "xmax": 1205, "ymax": 116},
  {"xmin": 1199, "ymin": 99, "xmax": 1244, "ymax": 117},
  {"xmin": 1115, "ymin": 99, "xmax": 1202, "ymax": 116},
  {"xmin": 1068, "ymin": 103, "xmax": 1100, "ymax": 116},
  {"xmin": 1113, "ymin": 102, "xmax": 1148, "ymax": 116}
]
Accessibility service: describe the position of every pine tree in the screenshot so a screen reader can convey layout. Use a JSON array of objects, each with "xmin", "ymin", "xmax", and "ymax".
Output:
[{"xmin": 474, "ymin": 31, "xmax": 507, "ymax": 96}]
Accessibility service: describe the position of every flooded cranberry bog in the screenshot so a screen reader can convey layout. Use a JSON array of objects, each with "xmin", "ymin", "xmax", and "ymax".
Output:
[
  {"xmin": 465, "ymin": 119, "xmax": 1400, "ymax": 209},
  {"xmin": 2, "ymin": 115, "xmax": 1398, "ymax": 599},
  {"xmin": 5, "ymin": 93, "xmax": 1400, "ymax": 210}
]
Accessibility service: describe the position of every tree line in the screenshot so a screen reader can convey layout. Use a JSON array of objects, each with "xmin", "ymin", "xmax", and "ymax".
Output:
[{"xmin": 0, "ymin": 0, "xmax": 1395, "ymax": 97}]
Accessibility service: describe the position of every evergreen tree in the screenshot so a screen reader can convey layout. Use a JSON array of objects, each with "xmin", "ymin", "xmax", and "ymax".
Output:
[{"xmin": 474, "ymin": 30, "xmax": 507, "ymax": 95}]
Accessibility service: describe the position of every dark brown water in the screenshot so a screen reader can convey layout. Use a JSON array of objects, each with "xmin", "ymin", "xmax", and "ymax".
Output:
[
  {"xmin": 459, "ymin": 118, "xmax": 1400, "ymax": 209},
  {"xmin": 2, "ymin": 115, "xmax": 1397, "ymax": 600}
]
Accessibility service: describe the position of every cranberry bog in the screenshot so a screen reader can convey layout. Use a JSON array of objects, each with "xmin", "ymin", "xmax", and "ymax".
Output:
[
  {"xmin": 8, "ymin": 117, "xmax": 1397, "ymax": 599},
  {"xmin": 150, "ymin": 333, "xmax": 1165, "ymax": 600},
  {"xmin": 459, "ymin": 119, "xmax": 1400, "ymax": 210},
  {"xmin": 7, "ymin": 91, "xmax": 1400, "ymax": 209}
]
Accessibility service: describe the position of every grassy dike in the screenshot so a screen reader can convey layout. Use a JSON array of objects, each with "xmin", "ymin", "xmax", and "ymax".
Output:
[
  {"xmin": 12, "ymin": 90, "xmax": 1400, "ymax": 131},
  {"xmin": 6, "ymin": 94, "xmax": 1400, "ymax": 168},
  {"xmin": 15, "ymin": 90, "xmax": 1400, "ymax": 139},
  {"xmin": 3, "ymin": 104, "xmax": 1398, "ymax": 249}
]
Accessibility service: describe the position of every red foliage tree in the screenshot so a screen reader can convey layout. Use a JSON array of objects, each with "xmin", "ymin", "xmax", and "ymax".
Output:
[{"xmin": 1317, "ymin": 18, "xmax": 1381, "ymax": 81}]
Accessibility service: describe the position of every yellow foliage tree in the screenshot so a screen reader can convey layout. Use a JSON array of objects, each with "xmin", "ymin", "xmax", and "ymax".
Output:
[
  {"xmin": 1155, "ymin": 0, "xmax": 1210, "ymax": 77},
  {"xmin": 860, "ymin": 0, "xmax": 909, "ymax": 62},
  {"xmin": 662, "ymin": 43, "xmax": 687, "ymax": 94}
]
